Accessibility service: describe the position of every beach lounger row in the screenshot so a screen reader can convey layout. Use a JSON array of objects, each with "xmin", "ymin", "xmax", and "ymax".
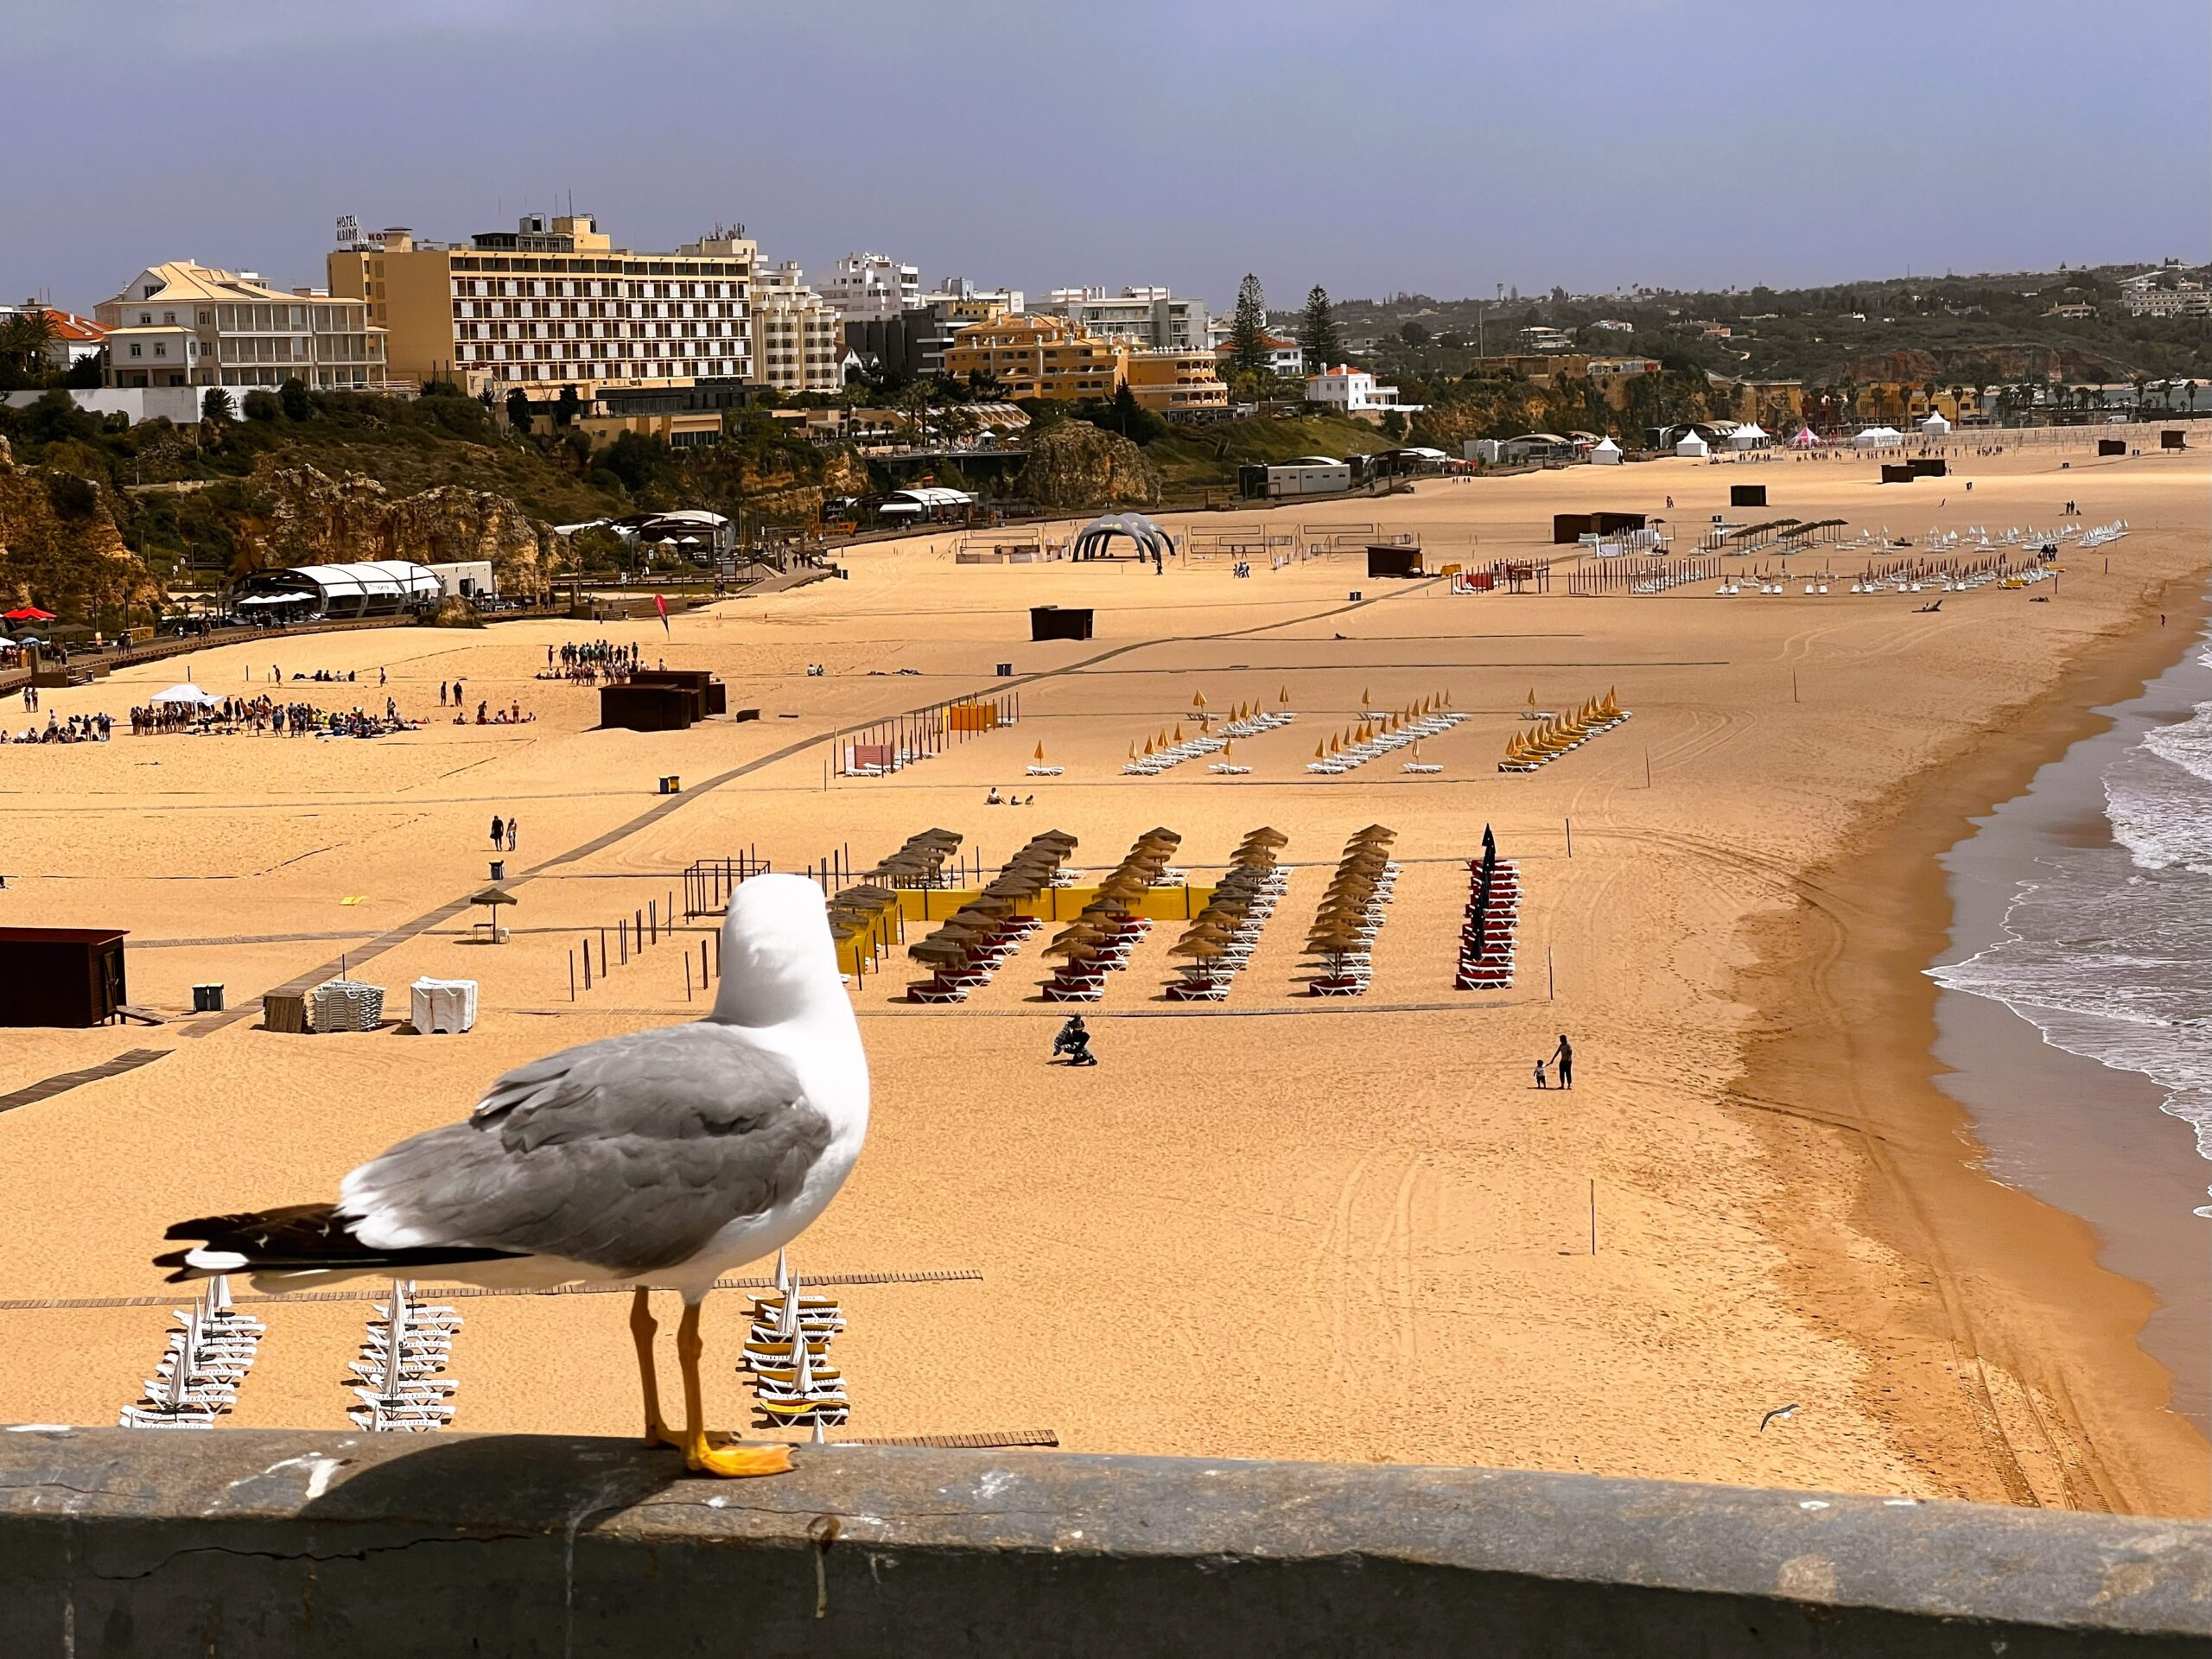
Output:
[
  {"xmin": 1303, "ymin": 826, "xmax": 1398, "ymax": 996},
  {"xmin": 119, "ymin": 1274, "xmax": 265, "ymax": 1430},
  {"xmin": 742, "ymin": 1252, "xmax": 849, "ymax": 1428},
  {"xmin": 1165, "ymin": 828, "xmax": 1289, "ymax": 1001},
  {"xmin": 346, "ymin": 1281, "xmax": 462, "ymax": 1433},
  {"xmin": 906, "ymin": 831, "xmax": 1077, "ymax": 1002},
  {"xmin": 1455, "ymin": 826, "xmax": 1520, "ymax": 991},
  {"xmin": 1041, "ymin": 828, "xmax": 1181, "ymax": 1001},
  {"xmin": 1500, "ymin": 689, "xmax": 1628, "ymax": 772},
  {"xmin": 1307, "ymin": 700, "xmax": 1463, "ymax": 776}
]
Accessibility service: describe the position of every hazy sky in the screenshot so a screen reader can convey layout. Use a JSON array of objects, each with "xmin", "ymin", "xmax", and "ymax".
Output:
[{"xmin": 5, "ymin": 1, "xmax": 2205, "ymax": 314}]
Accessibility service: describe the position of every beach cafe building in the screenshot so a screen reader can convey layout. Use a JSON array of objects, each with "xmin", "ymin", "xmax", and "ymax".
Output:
[{"xmin": 231, "ymin": 560, "xmax": 442, "ymax": 620}]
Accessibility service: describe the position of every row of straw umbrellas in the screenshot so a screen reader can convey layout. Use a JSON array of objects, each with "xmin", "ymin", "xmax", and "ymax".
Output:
[
  {"xmin": 1165, "ymin": 827, "xmax": 1289, "ymax": 997},
  {"xmin": 907, "ymin": 831, "xmax": 1080, "ymax": 988},
  {"xmin": 829, "ymin": 829, "xmax": 968, "ymax": 982},
  {"xmin": 1303, "ymin": 825, "xmax": 1399, "ymax": 994},
  {"xmin": 1040, "ymin": 827, "xmax": 1183, "ymax": 996}
]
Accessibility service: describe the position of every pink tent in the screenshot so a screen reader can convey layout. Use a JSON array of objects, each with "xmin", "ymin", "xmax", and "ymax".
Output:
[{"xmin": 1787, "ymin": 426, "xmax": 1819, "ymax": 448}]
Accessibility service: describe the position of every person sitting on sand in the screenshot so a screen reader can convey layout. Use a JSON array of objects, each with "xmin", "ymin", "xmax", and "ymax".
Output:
[{"xmin": 985, "ymin": 785, "xmax": 1003, "ymax": 805}]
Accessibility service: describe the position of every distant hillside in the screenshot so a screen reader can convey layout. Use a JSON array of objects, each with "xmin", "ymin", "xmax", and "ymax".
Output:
[{"xmin": 1145, "ymin": 414, "xmax": 1397, "ymax": 499}]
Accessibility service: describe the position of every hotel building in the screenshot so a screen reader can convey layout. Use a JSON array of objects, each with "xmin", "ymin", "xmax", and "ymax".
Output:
[
  {"xmin": 749, "ymin": 262, "xmax": 843, "ymax": 394},
  {"xmin": 95, "ymin": 262, "xmax": 385, "ymax": 391},
  {"xmin": 327, "ymin": 214, "xmax": 754, "ymax": 394}
]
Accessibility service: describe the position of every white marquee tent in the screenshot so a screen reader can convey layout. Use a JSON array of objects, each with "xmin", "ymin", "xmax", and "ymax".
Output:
[
  {"xmin": 1920, "ymin": 411, "xmax": 1951, "ymax": 435},
  {"xmin": 1728, "ymin": 423, "xmax": 1770, "ymax": 450},
  {"xmin": 1589, "ymin": 435, "xmax": 1624, "ymax": 466},
  {"xmin": 1674, "ymin": 431, "xmax": 1710, "ymax": 458},
  {"xmin": 1852, "ymin": 426, "xmax": 1905, "ymax": 449}
]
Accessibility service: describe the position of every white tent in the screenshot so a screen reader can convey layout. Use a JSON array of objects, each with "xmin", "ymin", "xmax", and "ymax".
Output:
[
  {"xmin": 1728, "ymin": 423, "xmax": 1769, "ymax": 450},
  {"xmin": 1674, "ymin": 431, "xmax": 1710, "ymax": 458},
  {"xmin": 1919, "ymin": 411, "xmax": 1951, "ymax": 435},
  {"xmin": 1852, "ymin": 426, "xmax": 1904, "ymax": 449},
  {"xmin": 151, "ymin": 683, "xmax": 221, "ymax": 706},
  {"xmin": 1788, "ymin": 426, "xmax": 1819, "ymax": 448},
  {"xmin": 1589, "ymin": 436, "xmax": 1624, "ymax": 465}
]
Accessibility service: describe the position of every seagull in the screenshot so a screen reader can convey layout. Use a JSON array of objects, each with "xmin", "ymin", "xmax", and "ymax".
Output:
[
  {"xmin": 1759, "ymin": 1404, "xmax": 1802, "ymax": 1433},
  {"xmin": 157, "ymin": 874, "xmax": 868, "ymax": 1478}
]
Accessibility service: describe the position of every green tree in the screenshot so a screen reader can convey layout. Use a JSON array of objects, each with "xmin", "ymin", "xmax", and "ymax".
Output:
[
  {"xmin": 63, "ymin": 350, "xmax": 105, "ymax": 390},
  {"xmin": 1398, "ymin": 321, "xmax": 1429, "ymax": 346},
  {"xmin": 278, "ymin": 376, "xmax": 312, "ymax": 421},
  {"xmin": 200, "ymin": 387, "xmax": 233, "ymax": 423},
  {"xmin": 0, "ymin": 309, "xmax": 56, "ymax": 390},
  {"xmin": 1379, "ymin": 408, "xmax": 1408, "ymax": 441},
  {"xmin": 505, "ymin": 388, "xmax": 533, "ymax": 434},
  {"xmin": 241, "ymin": 390, "xmax": 281, "ymax": 421},
  {"xmin": 554, "ymin": 383, "xmax": 582, "ymax": 428},
  {"xmin": 1228, "ymin": 273, "xmax": 1268, "ymax": 376},
  {"xmin": 1298, "ymin": 285, "xmax": 1341, "ymax": 372}
]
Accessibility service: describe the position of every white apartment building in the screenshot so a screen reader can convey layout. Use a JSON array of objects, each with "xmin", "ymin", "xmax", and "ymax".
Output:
[
  {"xmin": 750, "ymin": 262, "xmax": 844, "ymax": 394},
  {"xmin": 2120, "ymin": 274, "xmax": 2211, "ymax": 318},
  {"xmin": 1305, "ymin": 363, "xmax": 1420, "ymax": 413},
  {"xmin": 825, "ymin": 252, "xmax": 920, "ymax": 325},
  {"xmin": 95, "ymin": 262, "xmax": 385, "ymax": 391},
  {"xmin": 1039, "ymin": 285, "xmax": 1211, "ymax": 353}
]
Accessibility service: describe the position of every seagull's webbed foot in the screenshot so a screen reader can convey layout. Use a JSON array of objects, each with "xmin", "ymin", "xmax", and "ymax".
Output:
[{"xmin": 684, "ymin": 1432, "xmax": 794, "ymax": 1478}]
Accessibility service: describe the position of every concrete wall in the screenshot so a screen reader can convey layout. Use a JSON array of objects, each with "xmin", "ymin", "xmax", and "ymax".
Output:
[
  {"xmin": 2, "ymin": 1428, "xmax": 2206, "ymax": 1656},
  {"xmin": 3, "ymin": 387, "xmax": 208, "ymax": 424}
]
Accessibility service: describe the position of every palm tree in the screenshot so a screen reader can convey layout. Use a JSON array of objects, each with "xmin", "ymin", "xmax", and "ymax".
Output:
[{"xmin": 0, "ymin": 308, "xmax": 55, "ymax": 388}]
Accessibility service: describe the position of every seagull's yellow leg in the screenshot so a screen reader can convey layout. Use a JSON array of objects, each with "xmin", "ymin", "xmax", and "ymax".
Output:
[
  {"xmin": 630, "ymin": 1287, "xmax": 678, "ymax": 1448},
  {"xmin": 677, "ymin": 1299, "xmax": 792, "ymax": 1478}
]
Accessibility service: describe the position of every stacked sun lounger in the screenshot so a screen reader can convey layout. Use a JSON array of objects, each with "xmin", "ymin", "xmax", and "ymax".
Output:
[
  {"xmin": 1165, "ymin": 828, "xmax": 1288, "ymax": 1001},
  {"xmin": 1307, "ymin": 697, "xmax": 1463, "ymax": 775},
  {"xmin": 346, "ymin": 1281, "xmax": 462, "ymax": 1433},
  {"xmin": 1499, "ymin": 688, "xmax": 1629, "ymax": 772},
  {"xmin": 1040, "ymin": 828, "xmax": 1181, "ymax": 1001},
  {"xmin": 119, "ymin": 1274, "xmax": 265, "ymax": 1429},
  {"xmin": 310, "ymin": 977, "xmax": 386, "ymax": 1032},
  {"xmin": 1454, "ymin": 825, "xmax": 1519, "ymax": 990},
  {"xmin": 905, "ymin": 832, "xmax": 1075, "ymax": 1002},
  {"xmin": 742, "ymin": 1251, "xmax": 849, "ymax": 1430},
  {"xmin": 1302, "ymin": 826, "xmax": 1399, "ymax": 996}
]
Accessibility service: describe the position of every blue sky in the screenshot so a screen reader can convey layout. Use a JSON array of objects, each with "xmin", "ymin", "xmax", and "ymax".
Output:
[{"xmin": 3, "ymin": 0, "xmax": 2204, "ymax": 312}]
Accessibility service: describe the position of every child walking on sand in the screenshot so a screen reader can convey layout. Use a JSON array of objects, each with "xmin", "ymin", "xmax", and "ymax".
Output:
[{"xmin": 1532, "ymin": 1057, "xmax": 1548, "ymax": 1090}]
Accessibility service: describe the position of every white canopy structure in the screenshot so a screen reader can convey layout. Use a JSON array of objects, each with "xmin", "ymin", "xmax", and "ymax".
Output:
[
  {"xmin": 1071, "ymin": 512, "xmax": 1173, "ymax": 562},
  {"xmin": 877, "ymin": 486, "xmax": 976, "ymax": 518},
  {"xmin": 1728, "ymin": 423, "xmax": 1770, "ymax": 450},
  {"xmin": 1920, "ymin": 411, "xmax": 1951, "ymax": 435},
  {"xmin": 1852, "ymin": 426, "xmax": 1905, "ymax": 449},
  {"xmin": 232, "ymin": 561, "xmax": 441, "ymax": 619},
  {"xmin": 1589, "ymin": 436, "xmax": 1624, "ymax": 465},
  {"xmin": 1674, "ymin": 431, "xmax": 1710, "ymax": 458},
  {"xmin": 151, "ymin": 683, "xmax": 221, "ymax": 706}
]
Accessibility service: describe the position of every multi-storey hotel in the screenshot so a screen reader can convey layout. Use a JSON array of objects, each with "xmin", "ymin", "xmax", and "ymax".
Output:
[
  {"xmin": 95, "ymin": 263, "xmax": 385, "ymax": 391},
  {"xmin": 942, "ymin": 314, "xmax": 1227, "ymax": 413},
  {"xmin": 327, "ymin": 214, "xmax": 754, "ymax": 394},
  {"xmin": 749, "ymin": 262, "xmax": 844, "ymax": 394}
]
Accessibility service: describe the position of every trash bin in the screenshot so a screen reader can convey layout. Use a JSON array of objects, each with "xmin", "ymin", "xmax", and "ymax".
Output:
[
  {"xmin": 191, "ymin": 983, "xmax": 225, "ymax": 1013},
  {"xmin": 489, "ymin": 859, "xmax": 505, "ymax": 881},
  {"xmin": 659, "ymin": 775, "xmax": 681, "ymax": 794}
]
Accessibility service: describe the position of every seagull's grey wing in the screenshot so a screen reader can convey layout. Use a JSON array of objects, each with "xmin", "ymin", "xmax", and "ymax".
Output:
[{"xmin": 340, "ymin": 1024, "xmax": 831, "ymax": 1277}]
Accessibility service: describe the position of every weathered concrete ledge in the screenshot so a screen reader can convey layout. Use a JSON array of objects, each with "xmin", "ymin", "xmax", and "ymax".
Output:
[{"xmin": 2, "ymin": 1427, "xmax": 2206, "ymax": 1656}]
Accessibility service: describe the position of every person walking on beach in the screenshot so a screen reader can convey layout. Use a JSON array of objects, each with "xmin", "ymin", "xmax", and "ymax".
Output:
[
  {"xmin": 1532, "ymin": 1056, "xmax": 1548, "ymax": 1090},
  {"xmin": 505, "ymin": 816, "xmax": 518, "ymax": 852},
  {"xmin": 489, "ymin": 813, "xmax": 505, "ymax": 849},
  {"xmin": 1549, "ymin": 1034, "xmax": 1574, "ymax": 1091}
]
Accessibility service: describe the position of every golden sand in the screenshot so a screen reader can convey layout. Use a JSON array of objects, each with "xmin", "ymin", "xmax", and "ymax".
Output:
[{"xmin": 1, "ymin": 441, "xmax": 2204, "ymax": 1513}]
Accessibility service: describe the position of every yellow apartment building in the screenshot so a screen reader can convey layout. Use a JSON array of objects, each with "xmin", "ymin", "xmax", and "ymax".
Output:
[
  {"xmin": 942, "ymin": 315, "xmax": 1125, "ymax": 400},
  {"xmin": 1124, "ymin": 349, "xmax": 1228, "ymax": 413},
  {"xmin": 96, "ymin": 262, "xmax": 385, "ymax": 391},
  {"xmin": 327, "ymin": 214, "xmax": 754, "ymax": 395},
  {"xmin": 749, "ymin": 262, "xmax": 843, "ymax": 394}
]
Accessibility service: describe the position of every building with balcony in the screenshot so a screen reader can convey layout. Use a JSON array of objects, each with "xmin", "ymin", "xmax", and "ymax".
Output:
[
  {"xmin": 0, "ymin": 304, "xmax": 108, "ymax": 372},
  {"xmin": 941, "ymin": 314, "xmax": 1127, "ymax": 401},
  {"xmin": 94, "ymin": 263, "xmax": 385, "ymax": 391},
  {"xmin": 1305, "ymin": 363, "xmax": 1419, "ymax": 414},
  {"xmin": 1211, "ymin": 331, "xmax": 1304, "ymax": 379},
  {"xmin": 749, "ymin": 262, "xmax": 842, "ymax": 394},
  {"xmin": 326, "ymin": 215, "xmax": 753, "ymax": 394},
  {"xmin": 1125, "ymin": 349, "xmax": 1229, "ymax": 415},
  {"xmin": 824, "ymin": 252, "xmax": 920, "ymax": 326},
  {"xmin": 1040, "ymin": 286, "xmax": 1211, "ymax": 353}
]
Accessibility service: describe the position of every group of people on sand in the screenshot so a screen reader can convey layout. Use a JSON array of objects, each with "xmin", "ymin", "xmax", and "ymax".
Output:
[
  {"xmin": 983, "ymin": 786, "xmax": 1036, "ymax": 807},
  {"xmin": 454, "ymin": 700, "xmax": 535, "ymax": 726},
  {"xmin": 10, "ymin": 712, "xmax": 109, "ymax": 744},
  {"xmin": 540, "ymin": 640, "xmax": 642, "ymax": 685},
  {"xmin": 129, "ymin": 695, "xmax": 420, "ymax": 740}
]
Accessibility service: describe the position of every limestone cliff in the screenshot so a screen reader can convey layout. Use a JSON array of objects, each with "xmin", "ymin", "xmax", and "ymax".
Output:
[
  {"xmin": 257, "ymin": 465, "xmax": 567, "ymax": 596},
  {"xmin": 1014, "ymin": 423, "xmax": 1162, "ymax": 511},
  {"xmin": 0, "ymin": 438, "xmax": 162, "ymax": 619}
]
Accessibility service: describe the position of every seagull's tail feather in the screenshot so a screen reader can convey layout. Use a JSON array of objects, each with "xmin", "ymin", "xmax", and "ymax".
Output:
[{"xmin": 156, "ymin": 1201, "xmax": 527, "ymax": 1284}]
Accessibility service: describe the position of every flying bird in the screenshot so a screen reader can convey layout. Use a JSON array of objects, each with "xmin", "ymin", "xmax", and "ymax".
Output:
[
  {"xmin": 1759, "ymin": 1404, "xmax": 1802, "ymax": 1433},
  {"xmin": 159, "ymin": 874, "xmax": 868, "ymax": 1478}
]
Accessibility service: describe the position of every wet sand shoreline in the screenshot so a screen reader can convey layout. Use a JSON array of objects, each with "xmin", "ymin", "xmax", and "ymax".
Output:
[{"xmin": 1734, "ymin": 565, "xmax": 2212, "ymax": 1516}]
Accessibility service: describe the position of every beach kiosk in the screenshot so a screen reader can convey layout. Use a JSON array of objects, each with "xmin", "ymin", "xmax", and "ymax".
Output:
[{"xmin": 0, "ymin": 926, "xmax": 128, "ymax": 1027}]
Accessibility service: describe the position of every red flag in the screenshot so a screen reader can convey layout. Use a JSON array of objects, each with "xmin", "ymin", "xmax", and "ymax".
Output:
[{"xmin": 654, "ymin": 593, "xmax": 669, "ymax": 635}]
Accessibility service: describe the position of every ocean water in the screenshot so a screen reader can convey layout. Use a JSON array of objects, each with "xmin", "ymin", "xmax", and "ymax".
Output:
[{"xmin": 1932, "ymin": 637, "xmax": 2212, "ymax": 1217}]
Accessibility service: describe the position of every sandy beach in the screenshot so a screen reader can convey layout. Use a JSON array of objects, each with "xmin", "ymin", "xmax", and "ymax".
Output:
[{"xmin": 1, "ymin": 436, "xmax": 2205, "ymax": 1516}]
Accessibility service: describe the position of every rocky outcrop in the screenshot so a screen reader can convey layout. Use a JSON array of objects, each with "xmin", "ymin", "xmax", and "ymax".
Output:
[
  {"xmin": 1014, "ymin": 423, "xmax": 1161, "ymax": 511},
  {"xmin": 258, "ymin": 465, "xmax": 566, "ymax": 597},
  {"xmin": 0, "ymin": 443, "xmax": 162, "ymax": 620}
]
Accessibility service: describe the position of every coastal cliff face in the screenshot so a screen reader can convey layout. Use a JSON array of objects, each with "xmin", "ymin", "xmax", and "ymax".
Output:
[
  {"xmin": 1014, "ymin": 424, "xmax": 1162, "ymax": 511},
  {"xmin": 0, "ymin": 436, "xmax": 162, "ymax": 618},
  {"xmin": 258, "ymin": 465, "xmax": 567, "ymax": 597}
]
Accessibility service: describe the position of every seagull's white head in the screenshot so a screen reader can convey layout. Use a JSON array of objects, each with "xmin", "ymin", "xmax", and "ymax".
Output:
[{"xmin": 713, "ymin": 874, "xmax": 846, "ymax": 1028}]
